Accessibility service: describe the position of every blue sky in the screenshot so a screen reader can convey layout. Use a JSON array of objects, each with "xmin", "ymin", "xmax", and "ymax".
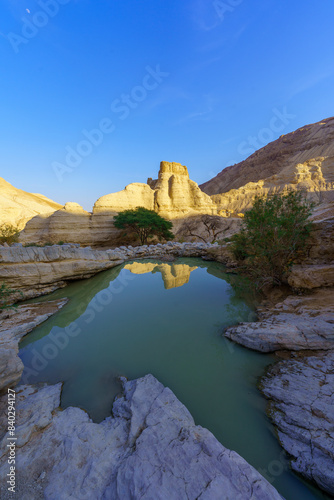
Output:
[{"xmin": 1, "ymin": 0, "xmax": 334, "ymax": 210}]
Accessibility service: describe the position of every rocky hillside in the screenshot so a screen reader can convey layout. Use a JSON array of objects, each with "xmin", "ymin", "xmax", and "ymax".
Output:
[
  {"xmin": 0, "ymin": 177, "xmax": 62, "ymax": 229},
  {"xmin": 20, "ymin": 162, "xmax": 242, "ymax": 246},
  {"xmin": 94, "ymin": 161, "xmax": 218, "ymax": 218},
  {"xmin": 200, "ymin": 117, "xmax": 334, "ymax": 212}
]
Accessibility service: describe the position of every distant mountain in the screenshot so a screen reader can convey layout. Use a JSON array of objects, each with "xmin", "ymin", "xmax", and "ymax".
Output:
[
  {"xmin": 200, "ymin": 117, "xmax": 334, "ymax": 212},
  {"xmin": 0, "ymin": 177, "xmax": 62, "ymax": 229}
]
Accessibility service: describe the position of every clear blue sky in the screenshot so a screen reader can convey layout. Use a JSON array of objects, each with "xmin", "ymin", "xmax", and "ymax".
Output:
[{"xmin": 1, "ymin": 0, "xmax": 334, "ymax": 210}]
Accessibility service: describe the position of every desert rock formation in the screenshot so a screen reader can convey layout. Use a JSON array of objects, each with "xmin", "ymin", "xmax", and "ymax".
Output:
[
  {"xmin": 201, "ymin": 117, "xmax": 334, "ymax": 213},
  {"xmin": 288, "ymin": 201, "xmax": 334, "ymax": 289},
  {"xmin": 20, "ymin": 162, "xmax": 232, "ymax": 246},
  {"xmin": 224, "ymin": 288, "xmax": 334, "ymax": 352},
  {"xmin": 0, "ymin": 299, "xmax": 68, "ymax": 391},
  {"xmin": 94, "ymin": 161, "xmax": 217, "ymax": 218},
  {"xmin": 0, "ymin": 242, "xmax": 215, "ymax": 300},
  {"xmin": 0, "ymin": 177, "xmax": 62, "ymax": 229},
  {"xmin": 261, "ymin": 352, "xmax": 334, "ymax": 496},
  {"xmin": 0, "ymin": 375, "xmax": 283, "ymax": 500}
]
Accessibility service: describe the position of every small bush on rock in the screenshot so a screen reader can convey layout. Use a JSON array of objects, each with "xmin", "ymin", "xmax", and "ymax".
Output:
[
  {"xmin": 231, "ymin": 191, "xmax": 314, "ymax": 288},
  {"xmin": 0, "ymin": 223, "xmax": 20, "ymax": 245},
  {"xmin": 0, "ymin": 283, "xmax": 19, "ymax": 310}
]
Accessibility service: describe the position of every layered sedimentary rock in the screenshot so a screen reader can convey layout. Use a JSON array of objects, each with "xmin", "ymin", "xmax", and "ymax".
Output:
[
  {"xmin": 0, "ymin": 177, "xmax": 62, "ymax": 229},
  {"xmin": 94, "ymin": 182, "xmax": 155, "ymax": 213},
  {"xmin": 94, "ymin": 162, "xmax": 217, "ymax": 219},
  {"xmin": 20, "ymin": 162, "xmax": 224, "ymax": 245},
  {"xmin": 19, "ymin": 202, "xmax": 121, "ymax": 246},
  {"xmin": 124, "ymin": 261, "xmax": 198, "ymax": 289},
  {"xmin": 224, "ymin": 288, "xmax": 334, "ymax": 352},
  {"xmin": 0, "ymin": 242, "xmax": 216, "ymax": 300},
  {"xmin": 201, "ymin": 117, "xmax": 334, "ymax": 212},
  {"xmin": 0, "ymin": 244, "xmax": 125, "ymax": 300},
  {"xmin": 288, "ymin": 201, "xmax": 334, "ymax": 289},
  {"xmin": 261, "ymin": 352, "xmax": 334, "ymax": 496},
  {"xmin": 0, "ymin": 375, "xmax": 283, "ymax": 500},
  {"xmin": 0, "ymin": 299, "xmax": 68, "ymax": 391}
]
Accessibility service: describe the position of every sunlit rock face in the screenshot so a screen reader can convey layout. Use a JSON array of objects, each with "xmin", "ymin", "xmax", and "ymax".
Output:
[
  {"xmin": 93, "ymin": 183, "xmax": 155, "ymax": 214},
  {"xmin": 20, "ymin": 162, "xmax": 223, "ymax": 245},
  {"xmin": 0, "ymin": 177, "xmax": 62, "ymax": 229},
  {"xmin": 93, "ymin": 161, "xmax": 218, "ymax": 219},
  {"xmin": 124, "ymin": 261, "xmax": 198, "ymax": 289},
  {"xmin": 152, "ymin": 162, "xmax": 217, "ymax": 218},
  {"xmin": 201, "ymin": 117, "xmax": 334, "ymax": 213}
]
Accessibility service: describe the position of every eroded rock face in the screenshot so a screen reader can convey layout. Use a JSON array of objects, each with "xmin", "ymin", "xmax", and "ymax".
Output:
[
  {"xmin": 224, "ymin": 288, "xmax": 334, "ymax": 352},
  {"xmin": 20, "ymin": 162, "xmax": 223, "ymax": 245},
  {"xmin": 0, "ymin": 375, "xmax": 283, "ymax": 500},
  {"xmin": 288, "ymin": 202, "xmax": 334, "ymax": 289},
  {"xmin": 94, "ymin": 162, "xmax": 218, "ymax": 219},
  {"xmin": 0, "ymin": 242, "xmax": 216, "ymax": 300},
  {"xmin": 94, "ymin": 182, "xmax": 155, "ymax": 213},
  {"xmin": 200, "ymin": 117, "xmax": 334, "ymax": 213},
  {"xmin": 0, "ymin": 300, "xmax": 68, "ymax": 391},
  {"xmin": 0, "ymin": 177, "xmax": 62, "ymax": 229},
  {"xmin": 19, "ymin": 202, "xmax": 122, "ymax": 247},
  {"xmin": 261, "ymin": 352, "xmax": 334, "ymax": 496}
]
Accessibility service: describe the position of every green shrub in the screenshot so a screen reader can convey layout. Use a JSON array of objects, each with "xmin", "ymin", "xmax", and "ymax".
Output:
[
  {"xmin": 0, "ymin": 223, "xmax": 20, "ymax": 245},
  {"xmin": 231, "ymin": 191, "xmax": 314, "ymax": 287},
  {"xmin": 230, "ymin": 232, "xmax": 249, "ymax": 260},
  {"xmin": 114, "ymin": 207, "xmax": 174, "ymax": 245},
  {"xmin": 0, "ymin": 283, "xmax": 18, "ymax": 310}
]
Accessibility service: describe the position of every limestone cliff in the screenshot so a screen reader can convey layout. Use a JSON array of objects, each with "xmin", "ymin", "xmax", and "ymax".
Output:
[
  {"xmin": 94, "ymin": 161, "xmax": 217, "ymax": 219},
  {"xmin": 20, "ymin": 162, "xmax": 223, "ymax": 245},
  {"xmin": 201, "ymin": 117, "xmax": 334, "ymax": 213},
  {"xmin": 0, "ymin": 177, "xmax": 62, "ymax": 229},
  {"xmin": 94, "ymin": 183, "xmax": 155, "ymax": 213},
  {"xmin": 19, "ymin": 202, "xmax": 121, "ymax": 246}
]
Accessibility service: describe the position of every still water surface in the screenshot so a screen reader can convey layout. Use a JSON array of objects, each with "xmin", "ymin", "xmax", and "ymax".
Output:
[{"xmin": 19, "ymin": 258, "xmax": 329, "ymax": 500}]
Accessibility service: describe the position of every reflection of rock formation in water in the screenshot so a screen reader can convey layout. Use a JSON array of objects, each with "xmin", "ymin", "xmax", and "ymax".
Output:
[{"xmin": 124, "ymin": 261, "xmax": 198, "ymax": 289}]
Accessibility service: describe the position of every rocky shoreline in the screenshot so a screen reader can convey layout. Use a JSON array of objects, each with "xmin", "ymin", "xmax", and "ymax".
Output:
[
  {"xmin": 224, "ymin": 289, "xmax": 334, "ymax": 496},
  {"xmin": 0, "ymin": 239, "xmax": 333, "ymax": 498},
  {"xmin": 261, "ymin": 352, "xmax": 334, "ymax": 496},
  {"xmin": 0, "ymin": 241, "xmax": 220, "ymax": 300},
  {"xmin": 0, "ymin": 375, "xmax": 284, "ymax": 500}
]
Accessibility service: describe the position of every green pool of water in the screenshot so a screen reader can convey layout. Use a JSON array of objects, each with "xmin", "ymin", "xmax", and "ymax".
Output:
[{"xmin": 19, "ymin": 258, "xmax": 329, "ymax": 500}]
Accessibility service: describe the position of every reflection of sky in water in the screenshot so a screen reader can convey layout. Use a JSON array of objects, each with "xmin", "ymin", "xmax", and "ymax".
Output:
[{"xmin": 19, "ymin": 258, "xmax": 328, "ymax": 500}]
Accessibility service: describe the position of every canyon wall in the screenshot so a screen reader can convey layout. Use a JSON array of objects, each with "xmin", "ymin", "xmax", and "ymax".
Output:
[
  {"xmin": 201, "ymin": 117, "xmax": 334, "ymax": 212},
  {"xmin": 0, "ymin": 177, "xmax": 62, "ymax": 229},
  {"xmin": 19, "ymin": 162, "xmax": 229, "ymax": 246},
  {"xmin": 94, "ymin": 161, "xmax": 218, "ymax": 218}
]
